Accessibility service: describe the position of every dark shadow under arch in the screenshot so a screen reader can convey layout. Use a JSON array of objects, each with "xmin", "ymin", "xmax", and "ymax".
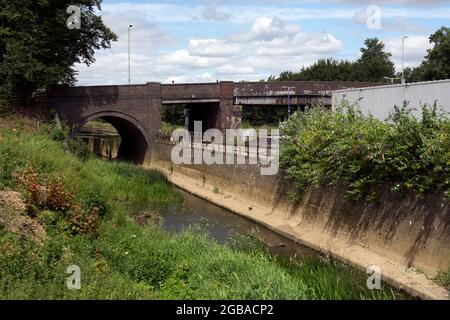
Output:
[{"xmin": 75, "ymin": 112, "xmax": 149, "ymax": 164}]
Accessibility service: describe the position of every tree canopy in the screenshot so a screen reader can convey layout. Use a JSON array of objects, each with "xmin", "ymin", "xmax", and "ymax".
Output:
[
  {"xmin": 406, "ymin": 27, "xmax": 450, "ymax": 82},
  {"xmin": 0, "ymin": 0, "xmax": 117, "ymax": 101},
  {"xmin": 356, "ymin": 38, "xmax": 395, "ymax": 82},
  {"xmin": 272, "ymin": 59, "xmax": 356, "ymax": 81},
  {"xmin": 272, "ymin": 28, "xmax": 450, "ymax": 84},
  {"xmin": 270, "ymin": 38, "xmax": 395, "ymax": 83}
]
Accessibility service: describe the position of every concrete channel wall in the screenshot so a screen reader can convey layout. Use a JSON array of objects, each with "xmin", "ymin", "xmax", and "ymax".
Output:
[{"xmin": 148, "ymin": 141, "xmax": 450, "ymax": 299}]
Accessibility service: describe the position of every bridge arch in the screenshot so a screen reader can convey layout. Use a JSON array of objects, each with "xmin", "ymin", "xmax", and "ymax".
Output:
[{"xmin": 74, "ymin": 111, "xmax": 150, "ymax": 164}]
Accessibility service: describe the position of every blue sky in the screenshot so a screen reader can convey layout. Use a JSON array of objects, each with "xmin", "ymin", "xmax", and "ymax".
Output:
[{"xmin": 76, "ymin": 0, "xmax": 450, "ymax": 85}]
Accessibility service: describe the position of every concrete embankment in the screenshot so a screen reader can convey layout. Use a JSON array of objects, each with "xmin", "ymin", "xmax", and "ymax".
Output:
[{"xmin": 147, "ymin": 142, "xmax": 450, "ymax": 300}]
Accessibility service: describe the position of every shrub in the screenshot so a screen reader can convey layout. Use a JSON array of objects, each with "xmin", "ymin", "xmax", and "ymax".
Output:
[
  {"xmin": 280, "ymin": 102, "xmax": 450, "ymax": 201},
  {"xmin": 68, "ymin": 138, "xmax": 92, "ymax": 161}
]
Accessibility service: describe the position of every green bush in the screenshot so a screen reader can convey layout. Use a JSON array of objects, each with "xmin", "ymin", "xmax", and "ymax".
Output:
[
  {"xmin": 242, "ymin": 105, "xmax": 289, "ymax": 128},
  {"xmin": 280, "ymin": 102, "xmax": 450, "ymax": 201},
  {"xmin": 161, "ymin": 105, "xmax": 185, "ymax": 127},
  {"xmin": 68, "ymin": 138, "xmax": 92, "ymax": 161}
]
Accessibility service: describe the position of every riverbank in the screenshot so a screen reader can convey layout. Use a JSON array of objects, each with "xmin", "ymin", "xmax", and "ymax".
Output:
[
  {"xmin": 147, "ymin": 159, "xmax": 449, "ymax": 300},
  {"xmin": 0, "ymin": 114, "xmax": 402, "ymax": 300}
]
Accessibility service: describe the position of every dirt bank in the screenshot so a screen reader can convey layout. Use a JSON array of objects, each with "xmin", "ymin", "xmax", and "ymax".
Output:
[{"xmin": 0, "ymin": 190, "xmax": 46, "ymax": 242}]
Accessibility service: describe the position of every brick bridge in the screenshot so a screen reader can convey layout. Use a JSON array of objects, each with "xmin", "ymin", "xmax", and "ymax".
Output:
[{"xmin": 47, "ymin": 81, "xmax": 377, "ymax": 163}]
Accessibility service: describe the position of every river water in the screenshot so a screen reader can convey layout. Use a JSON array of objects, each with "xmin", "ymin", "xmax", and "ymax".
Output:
[
  {"xmin": 131, "ymin": 188, "xmax": 415, "ymax": 299},
  {"xmin": 133, "ymin": 188, "xmax": 320, "ymax": 262}
]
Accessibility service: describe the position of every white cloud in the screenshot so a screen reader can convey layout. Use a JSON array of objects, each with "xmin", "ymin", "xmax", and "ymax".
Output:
[
  {"xmin": 216, "ymin": 65, "xmax": 255, "ymax": 75},
  {"xmin": 230, "ymin": 16, "xmax": 300, "ymax": 42},
  {"xmin": 200, "ymin": 0, "xmax": 231, "ymax": 21},
  {"xmin": 252, "ymin": 33, "xmax": 343, "ymax": 56},
  {"xmin": 158, "ymin": 50, "xmax": 228, "ymax": 68},
  {"xmin": 188, "ymin": 39, "xmax": 241, "ymax": 57},
  {"xmin": 154, "ymin": 16, "xmax": 344, "ymax": 82},
  {"xmin": 75, "ymin": 1, "xmax": 448, "ymax": 85},
  {"xmin": 99, "ymin": 2, "xmax": 450, "ymax": 24}
]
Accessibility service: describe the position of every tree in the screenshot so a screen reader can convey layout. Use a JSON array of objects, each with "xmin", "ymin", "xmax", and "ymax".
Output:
[
  {"xmin": 412, "ymin": 27, "xmax": 450, "ymax": 81},
  {"xmin": 271, "ymin": 38, "xmax": 395, "ymax": 83},
  {"xmin": 273, "ymin": 59, "xmax": 357, "ymax": 81},
  {"xmin": 354, "ymin": 38, "xmax": 395, "ymax": 82},
  {"xmin": 0, "ymin": 0, "xmax": 117, "ymax": 102}
]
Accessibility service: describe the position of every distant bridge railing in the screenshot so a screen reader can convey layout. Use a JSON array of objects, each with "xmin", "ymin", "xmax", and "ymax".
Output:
[{"xmin": 155, "ymin": 130, "xmax": 279, "ymax": 161}]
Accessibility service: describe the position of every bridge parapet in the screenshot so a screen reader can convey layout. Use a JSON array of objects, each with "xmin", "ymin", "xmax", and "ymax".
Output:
[
  {"xmin": 233, "ymin": 81, "xmax": 381, "ymax": 97},
  {"xmin": 161, "ymin": 82, "xmax": 223, "ymax": 103}
]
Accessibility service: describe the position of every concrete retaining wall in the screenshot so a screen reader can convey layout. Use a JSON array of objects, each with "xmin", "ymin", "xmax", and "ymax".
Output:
[{"xmin": 148, "ymin": 141, "xmax": 450, "ymax": 299}]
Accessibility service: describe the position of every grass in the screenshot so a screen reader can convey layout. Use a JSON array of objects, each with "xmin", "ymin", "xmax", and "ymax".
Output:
[
  {"xmin": 435, "ymin": 269, "xmax": 450, "ymax": 290},
  {"xmin": 161, "ymin": 121, "xmax": 184, "ymax": 133},
  {"xmin": 0, "ymin": 114, "xmax": 405, "ymax": 300}
]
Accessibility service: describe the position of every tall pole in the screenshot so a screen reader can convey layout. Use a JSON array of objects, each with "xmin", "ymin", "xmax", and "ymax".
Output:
[
  {"xmin": 283, "ymin": 86, "xmax": 295, "ymax": 118},
  {"xmin": 288, "ymin": 91, "xmax": 291, "ymax": 116},
  {"xmin": 401, "ymin": 36, "xmax": 407, "ymax": 85},
  {"xmin": 128, "ymin": 25, "xmax": 133, "ymax": 85}
]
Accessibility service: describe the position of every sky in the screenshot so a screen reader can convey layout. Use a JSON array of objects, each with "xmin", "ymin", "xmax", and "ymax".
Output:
[{"xmin": 75, "ymin": 0, "xmax": 450, "ymax": 85}]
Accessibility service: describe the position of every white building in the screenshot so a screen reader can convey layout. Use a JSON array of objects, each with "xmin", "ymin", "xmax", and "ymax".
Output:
[{"xmin": 332, "ymin": 79, "xmax": 450, "ymax": 120}]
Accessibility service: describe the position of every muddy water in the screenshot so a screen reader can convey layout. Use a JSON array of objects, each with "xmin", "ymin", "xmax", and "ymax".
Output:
[
  {"xmin": 133, "ymin": 189, "xmax": 330, "ymax": 262},
  {"xmin": 132, "ymin": 186, "xmax": 413, "ymax": 299}
]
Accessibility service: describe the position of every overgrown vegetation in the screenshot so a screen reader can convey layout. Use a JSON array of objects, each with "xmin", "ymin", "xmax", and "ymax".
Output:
[
  {"xmin": 0, "ymin": 114, "xmax": 405, "ymax": 299},
  {"xmin": 280, "ymin": 103, "xmax": 450, "ymax": 201},
  {"xmin": 242, "ymin": 105, "xmax": 289, "ymax": 128},
  {"xmin": 435, "ymin": 269, "xmax": 450, "ymax": 290}
]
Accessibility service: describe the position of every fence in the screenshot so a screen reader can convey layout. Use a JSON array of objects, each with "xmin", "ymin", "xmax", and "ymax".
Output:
[{"xmin": 155, "ymin": 130, "xmax": 279, "ymax": 162}]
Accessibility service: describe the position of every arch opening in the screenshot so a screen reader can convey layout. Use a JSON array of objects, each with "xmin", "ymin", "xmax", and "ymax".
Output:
[{"xmin": 75, "ymin": 114, "xmax": 149, "ymax": 164}]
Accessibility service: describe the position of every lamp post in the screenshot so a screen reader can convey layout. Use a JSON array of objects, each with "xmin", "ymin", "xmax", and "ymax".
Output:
[
  {"xmin": 128, "ymin": 25, "xmax": 133, "ymax": 85},
  {"xmin": 282, "ymin": 86, "xmax": 296, "ymax": 117},
  {"xmin": 401, "ymin": 36, "xmax": 408, "ymax": 85}
]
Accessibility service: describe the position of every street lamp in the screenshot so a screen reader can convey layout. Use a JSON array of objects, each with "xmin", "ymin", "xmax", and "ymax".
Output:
[
  {"xmin": 282, "ymin": 86, "xmax": 296, "ymax": 117},
  {"xmin": 401, "ymin": 36, "xmax": 408, "ymax": 85},
  {"xmin": 128, "ymin": 25, "xmax": 133, "ymax": 85}
]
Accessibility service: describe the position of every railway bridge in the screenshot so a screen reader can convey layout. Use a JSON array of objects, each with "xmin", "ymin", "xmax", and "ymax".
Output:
[{"xmin": 47, "ymin": 81, "xmax": 377, "ymax": 163}]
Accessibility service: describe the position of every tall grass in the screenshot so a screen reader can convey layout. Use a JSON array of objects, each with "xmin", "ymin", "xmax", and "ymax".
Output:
[
  {"xmin": 435, "ymin": 269, "xmax": 450, "ymax": 290},
  {"xmin": 0, "ymin": 115, "xmax": 403, "ymax": 300}
]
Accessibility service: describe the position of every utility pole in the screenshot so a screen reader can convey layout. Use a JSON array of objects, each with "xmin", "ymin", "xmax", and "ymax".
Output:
[
  {"xmin": 282, "ymin": 86, "xmax": 296, "ymax": 117},
  {"xmin": 401, "ymin": 36, "xmax": 408, "ymax": 85},
  {"xmin": 128, "ymin": 25, "xmax": 133, "ymax": 85}
]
